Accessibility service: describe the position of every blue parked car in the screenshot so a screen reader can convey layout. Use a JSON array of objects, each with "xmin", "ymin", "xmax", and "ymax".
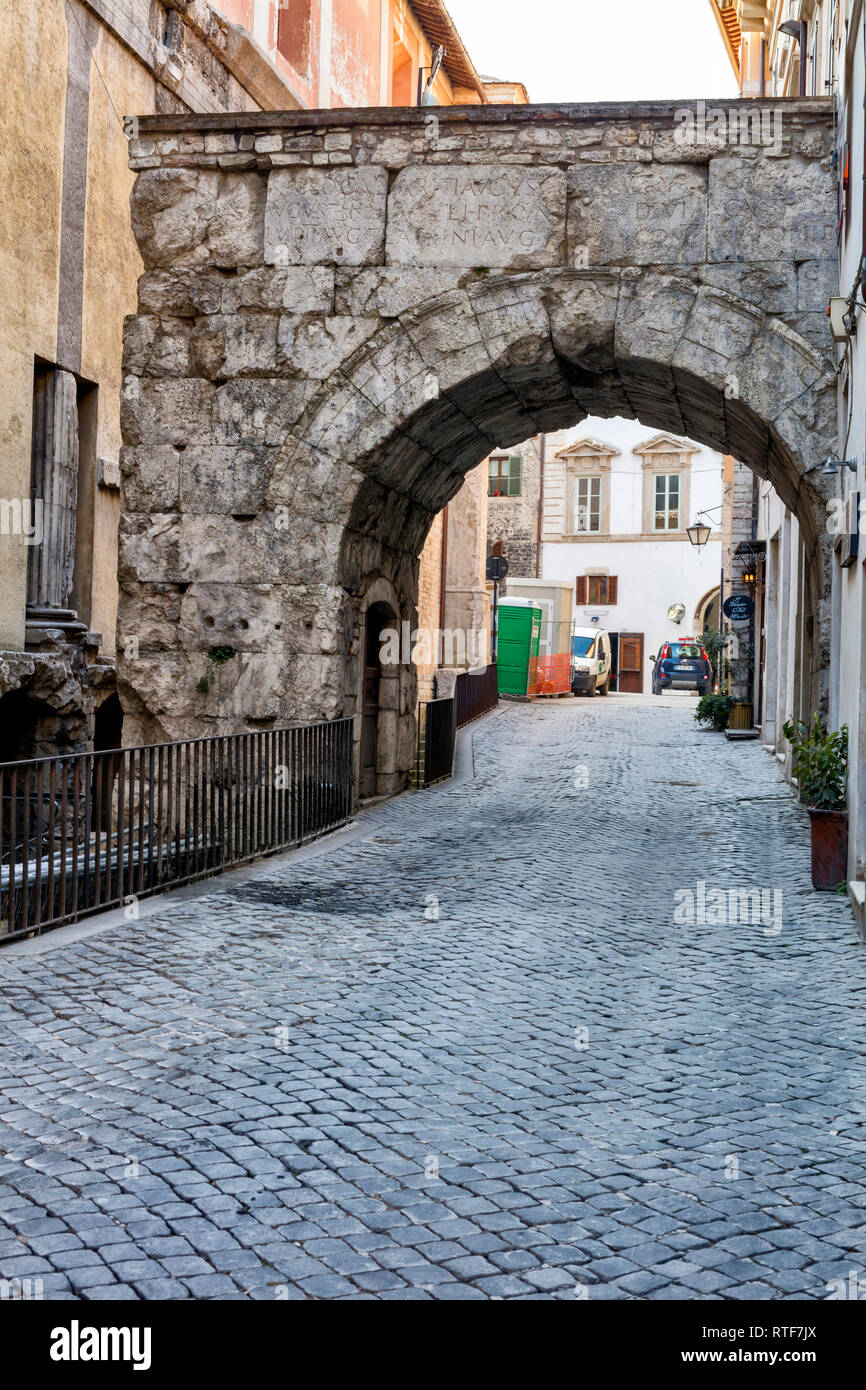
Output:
[{"xmin": 650, "ymin": 638, "xmax": 712, "ymax": 696}]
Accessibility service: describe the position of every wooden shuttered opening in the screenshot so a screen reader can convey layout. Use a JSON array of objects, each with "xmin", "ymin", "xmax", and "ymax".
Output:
[
  {"xmin": 576, "ymin": 576, "xmax": 617, "ymax": 605},
  {"xmin": 509, "ymin": 455, "xmax": 522, "ymax": 496}
]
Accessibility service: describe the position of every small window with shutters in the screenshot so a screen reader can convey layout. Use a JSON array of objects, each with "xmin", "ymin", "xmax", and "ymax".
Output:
[
  {"xmin": 577, "ymin": 575, "xmax": 618, "ymax": 605},
  {"xmin": 488, "ymin": 455, "xmax": 522, "ymax": 497}
]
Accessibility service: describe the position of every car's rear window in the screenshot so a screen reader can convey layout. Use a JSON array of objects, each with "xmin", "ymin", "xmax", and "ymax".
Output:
[{"xmin": 667, "ymin": 643, "xmax": 703, "ymax": 659}]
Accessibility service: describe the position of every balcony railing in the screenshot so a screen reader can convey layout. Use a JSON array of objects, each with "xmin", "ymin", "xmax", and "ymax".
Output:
[{"xmin": 0, "ymin": 718, "xmax": 354, "ymax": 945}]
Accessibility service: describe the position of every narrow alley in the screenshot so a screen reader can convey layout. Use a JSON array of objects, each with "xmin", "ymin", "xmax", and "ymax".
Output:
[{"xmin": 1, "ymin": 699, "xmax": 863, "ymax": 1301}]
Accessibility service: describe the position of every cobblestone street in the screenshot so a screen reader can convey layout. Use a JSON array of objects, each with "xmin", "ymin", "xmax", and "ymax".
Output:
[{"xmin": 2, "ymin": 698, "xmax": 865, "ymax": 1301}]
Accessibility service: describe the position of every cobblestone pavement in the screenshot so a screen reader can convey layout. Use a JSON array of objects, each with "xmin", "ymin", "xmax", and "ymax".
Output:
[{"xmin": 1, "ymin": 697, "xmax": 865, "ymax": 1301}]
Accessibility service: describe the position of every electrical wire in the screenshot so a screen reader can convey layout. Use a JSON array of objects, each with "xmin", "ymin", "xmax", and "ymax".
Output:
[{"xmin": 64, "ymin": 0, "xmax": 130, "ymax": 139}]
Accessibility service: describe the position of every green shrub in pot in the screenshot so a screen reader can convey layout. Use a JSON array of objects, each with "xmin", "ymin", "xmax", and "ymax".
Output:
[
  {"xmin": 694, "ymin": 693, "xmax": 734, "ymax": 732},
  {"xmin": 782, "ymin": 713, "xmax": 849, "ymax": 891},
  {"xmin": 782, "ymin": 713, "xmax": 847, "ymax": 810}
]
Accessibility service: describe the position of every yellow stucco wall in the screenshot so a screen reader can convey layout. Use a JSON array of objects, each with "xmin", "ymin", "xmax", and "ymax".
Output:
[
  {"xmin": 80, "ymin": 23, "xmax": 153, "ymax": 654},
  {"xmin": 0, "ymin": 0, "xmax": 67, "ymax": 647},
  {"xmin": 0, "ymin": 4, "xmax": 153, "ymax": 655}
]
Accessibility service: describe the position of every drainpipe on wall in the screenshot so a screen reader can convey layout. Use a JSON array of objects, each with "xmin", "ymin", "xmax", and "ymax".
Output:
[
  {"xmin": 760, "ymin": 38, "xmax": 766, "ymax": 98},
  {"xmin": 439, "ymin": 504, "xmax": 448, "ymax": 638},
  {"xmin": 535, "ymin": 434, "xmax": 545, "ymax": 578}
]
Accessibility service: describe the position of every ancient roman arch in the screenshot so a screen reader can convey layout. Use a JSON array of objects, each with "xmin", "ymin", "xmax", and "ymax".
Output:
[{"xmin": 119, "ymin": 100, "xmax": 838, "ymax": 786}]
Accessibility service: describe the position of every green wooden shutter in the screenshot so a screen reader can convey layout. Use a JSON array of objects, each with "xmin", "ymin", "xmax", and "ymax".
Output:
[{"xmin": 508, "ymin": 455, "xmax": 522, "ymax": 496}]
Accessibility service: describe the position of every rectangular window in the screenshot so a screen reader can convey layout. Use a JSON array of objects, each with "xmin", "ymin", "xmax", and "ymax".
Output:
[
  {"xmin": 575, "ymin": 476, "xmax": 601, "ymax": 532},
  {"xmin": 277, "ymin": 0, "xmax": 313, "ymax": 76},
  {"xmin": 654, "ymin": 473, "xmax": 680, "ymax": 531},
  {"xmin": 488, "ymin": 455, "xmax": 522, "ymax": 497},
  {"xmin": 28, "ymin": 364, "xmax": 81, "ymax": 613},
  {"xmin": 577, "ymin": 575, "xmax": 618, "ymax": 605}
]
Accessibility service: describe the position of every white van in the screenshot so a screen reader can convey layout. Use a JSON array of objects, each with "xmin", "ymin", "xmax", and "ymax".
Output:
[{"xmin": 571, "ymin": 626, "xmax": 612, "ymax": 697}]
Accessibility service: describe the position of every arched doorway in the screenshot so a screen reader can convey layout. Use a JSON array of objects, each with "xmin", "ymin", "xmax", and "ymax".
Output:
[{"xmin": 696, "ymin": 587, "xmax": 721, "ymax": 634}]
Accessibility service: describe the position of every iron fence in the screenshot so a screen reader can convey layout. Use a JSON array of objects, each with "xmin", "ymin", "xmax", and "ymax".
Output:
[
  {"xmin": 0, "ymin": 718, "xmax": 354, "ymax": 945},
  {"xmin": 414, "ymin": 698, "xmax": 456, "ymax": 788},
  {"xmin": 454, "ymin": 663, "xmax": 499, "ymax": 728}
]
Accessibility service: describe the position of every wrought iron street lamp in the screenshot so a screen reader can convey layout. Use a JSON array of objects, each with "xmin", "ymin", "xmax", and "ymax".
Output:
[{"xmin": 687, "ymin": 504, "xmax": 722, "ymax": 551}]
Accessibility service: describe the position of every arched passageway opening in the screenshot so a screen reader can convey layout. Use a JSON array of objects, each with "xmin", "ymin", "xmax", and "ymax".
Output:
[{"xmin": 119, "ymin": 101, "xmax": 838, "ymax": 794}]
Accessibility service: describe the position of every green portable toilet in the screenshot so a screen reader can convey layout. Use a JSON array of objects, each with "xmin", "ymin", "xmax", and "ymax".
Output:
[{"xmin": 497, "ymin": 598, "xmax": 543, "ymax": 698}]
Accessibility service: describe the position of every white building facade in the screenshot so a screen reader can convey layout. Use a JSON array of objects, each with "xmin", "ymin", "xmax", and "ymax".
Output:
[{"xmin": 541, "ymin": 417, "xmax": 724, "ymax": 694}]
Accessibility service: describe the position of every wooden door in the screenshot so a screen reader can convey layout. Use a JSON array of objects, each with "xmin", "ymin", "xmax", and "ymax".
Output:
[
  {"xmin": 618, "ymin": 632, "xmax": 644, "ymax": 693},
  {"xmin": 360, "ymin": 604, "xmax": 389, "ymax": 798}
]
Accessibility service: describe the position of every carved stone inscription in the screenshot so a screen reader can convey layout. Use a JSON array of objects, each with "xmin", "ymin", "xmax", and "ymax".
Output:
[
  {"xmin": 568, "ymin": 163, "xmax": 708, "ymax": 267},
  {"xmin": 264, "ymin": 167, "xmax": 388, "ymax": 266},
  {"xmin": 386, "ymin": 166, "xmax": 566, "ymax": 268},
  {"xmin": 708, "ymin": 157, "xmax": 836, "ymax": 262}
]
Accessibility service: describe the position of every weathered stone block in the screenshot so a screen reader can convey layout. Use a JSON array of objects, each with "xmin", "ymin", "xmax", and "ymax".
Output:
[
  {"xmin": 277, "ymin": 315, "xmax": 379, "ymax": 379},
  {"xmin": 334, "ymin": 267, "xmax": 455, "ymax": 318},
  {"xmin": 708, "ymin": 156, "xmax": 835, "ymax": 262},
  {"xmin": 615, "ymin": 270, "xmax": 696, "ymax": 365},
  {"xmin": 137, "ymin": 269, "xmax": 226, "ymax": 317},
  {"xmin": 796, "ymin": 258, "xmax": 837, "ymax": 312},
  {"xmin": 120, "ymin": 445, "xmax": 182, "ymax": 512},
  {"xmin": 179, "ymin": 445, "xmax": 273, "ymax": 514},
  {"xmin": 264, "ymin": 166, "xmax": 388, "ymax": 265},
  {"xmin": 699, "ymin": 260, "xmax": 795, "ymax": 315},
  {"xmin": 178, "ymin": 582, "xmax": 345, "ymax": 656},
  {"xmin": 213, "ymin": 378, "xmax": 314, "ymax": 445},
  {"xmin": 123, "ymin": 315, "xmax": 191, "ymax": 377},
  {"xmin": 117, "ymin": 582, "xmax": 185, "ymax": 649},
  {"xmin": 221, "ymin": 266, "xmax": 335, "ymax": 314},
  {"xmin": 386, "ymin": 166, "xmax": 566, "ymax": 269},
  {"xmin": 568, "ymin": 162, "xmax": 707, "ymax": 266},
  {"xmin": 130, "ymin": 169, "xmax": 265, "ymax": 269},
  {"xmin": 192, "ymin": 313, "xmax": 279, "ymax": 378},
  {"xmin": 673, "ymin": 288, "xmax": 763, "ymax": 382},
  {"xmin": 121, "ymin": 377, "xmax": 215, "ymax": 447}
]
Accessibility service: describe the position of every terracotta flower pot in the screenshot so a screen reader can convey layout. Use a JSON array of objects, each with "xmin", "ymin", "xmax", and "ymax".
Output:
[{"xmin": 807, "ymin": 808, "xmax": 848, "ymax": 891}]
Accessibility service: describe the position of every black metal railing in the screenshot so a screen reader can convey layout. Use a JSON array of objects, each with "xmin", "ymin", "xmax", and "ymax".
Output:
[
  {"xmin": 0, "ymin": 718, "xmax": 354, "ymax": 945},
  {"xmin": 414, "ymin": 698, "xmax": 456, "ymax": 788},
  {"xmin": 455, "ymin": 663, "xmax": 499, "ymax": 728}
]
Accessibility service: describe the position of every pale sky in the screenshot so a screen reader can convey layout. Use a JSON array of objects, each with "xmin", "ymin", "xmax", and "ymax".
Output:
[{"xmin": 447, "ymin": 0, "xmax": 739, "ymax": 104}]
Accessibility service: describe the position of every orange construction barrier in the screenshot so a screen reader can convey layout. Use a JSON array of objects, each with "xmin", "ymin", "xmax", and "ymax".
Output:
[{"xmin": 531, "ymin": 653, "xmax": 571, "ymax": 697}]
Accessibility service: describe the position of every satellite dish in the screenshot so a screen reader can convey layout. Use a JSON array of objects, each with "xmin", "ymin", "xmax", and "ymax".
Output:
[{"xmin": 667, "ymin": 602, "xmax": 686, "ymax": 624}]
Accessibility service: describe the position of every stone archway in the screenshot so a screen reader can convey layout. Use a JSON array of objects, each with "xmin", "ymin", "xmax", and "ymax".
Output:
[
  {"xmin": 695, "ymin": 586, "xmax": 721, "ymax": 633},
  {"xmin": 119, "ymin": 101, "xmax": 838, "ymax": 780}
]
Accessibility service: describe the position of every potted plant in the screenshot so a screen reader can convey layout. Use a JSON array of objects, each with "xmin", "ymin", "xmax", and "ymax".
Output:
[
  {"xmin": 694, "ymin": 693, "xmax": 734, "ymax": 732},
  {"xmin": 701, "ymin": 627, "xmax": 730, "ymax": 691},
  {"xmin": 782, "ymin": 713, "xmax": 848, "ymax": 890}
]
